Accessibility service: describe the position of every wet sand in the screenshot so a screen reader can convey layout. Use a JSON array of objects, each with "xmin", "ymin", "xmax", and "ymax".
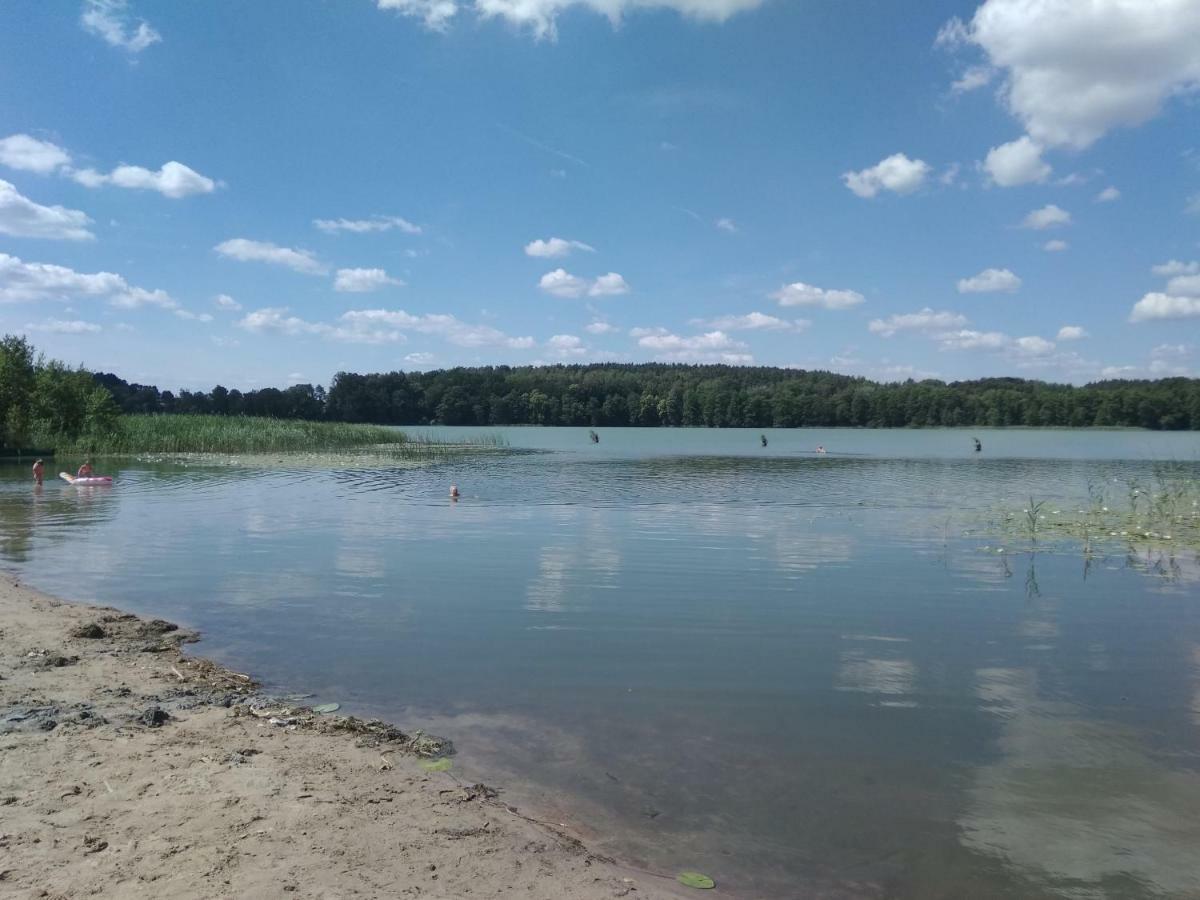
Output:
[{"xmin": 0, "ymin": 577, "xmax": 705, "ymax": 899}]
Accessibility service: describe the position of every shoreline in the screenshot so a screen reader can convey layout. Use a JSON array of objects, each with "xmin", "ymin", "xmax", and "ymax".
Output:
[{"xmin": 0, "ymin": 576, "xmax": 705, "ymax": 899}]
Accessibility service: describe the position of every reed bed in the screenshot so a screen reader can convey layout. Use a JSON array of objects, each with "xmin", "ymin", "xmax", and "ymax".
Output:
[{"xmin": 54, "ymin": 415, "xmax": 413, "ymax": 455}]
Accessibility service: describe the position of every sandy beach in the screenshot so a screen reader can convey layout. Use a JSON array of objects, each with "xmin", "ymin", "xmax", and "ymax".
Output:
[{"xmin": 0, "ymin": 576, "xmax": 707, "ymax": 900}]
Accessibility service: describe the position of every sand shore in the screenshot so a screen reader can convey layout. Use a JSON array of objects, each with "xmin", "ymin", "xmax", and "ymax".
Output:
[{"xmin": 0, "ymin": 577, "xmax": 707, "ymax": 899}]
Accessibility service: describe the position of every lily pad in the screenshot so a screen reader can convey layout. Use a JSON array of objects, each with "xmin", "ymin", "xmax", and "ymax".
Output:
[
  {"xmin": 420, "ymin": 758, "xmax": 453, "ymax": 772},
  {"xmin": 676, "ymin": 872, "xmax": 715, "ymax": 890},
  {"xmin": 311, "ymin": 703, "xmax": 340, "ymax": 714}
]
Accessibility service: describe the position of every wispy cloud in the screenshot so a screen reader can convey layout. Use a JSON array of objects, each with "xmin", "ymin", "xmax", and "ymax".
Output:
[
  {"xmin": 80, "ymin": 0, "xmax": 161, "ymax": 53},
  {"xmin": 214, "ymin": 239, "xmax": 327, "ymax": 275}
]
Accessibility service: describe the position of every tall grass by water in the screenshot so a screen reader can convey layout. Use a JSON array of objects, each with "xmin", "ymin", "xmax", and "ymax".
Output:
[{"xmin": 55, "ymin": 415, "xmax": 411, "ymax": 455}]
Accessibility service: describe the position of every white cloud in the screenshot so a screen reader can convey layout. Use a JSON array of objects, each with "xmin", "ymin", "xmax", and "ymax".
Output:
[
  {"xmin": 476, "ymin": 0, "xmax": 764, "ymax": 40},
  {"xmin": 1057, "ymin": 325, "xmax": 1088, "ymax": 340},
  {"xmin": 538, "ymin": 268, "xmax": 628, "ymax": 298},
  {"xmin": 313, "ymin": 215, "xmax": 422, "ymax": 235},
  {"xmin": 333, "ymin": 267, "xmax": 405, "ymax": 292},
  {"xmin": 1151, "ymin": 343, "xmax": 1189, "ymax": 359},
  {"xmin": 589, "ymin": 272, "xmax": 629, "ymax": 296},
  {"xmin": 546, "ymin": 333, "xmax": 588, "ymax": 357},
  {"xmin": 1043, "ymin": 239, "xmax": 1068, "ymax": 252},
  {"xmin": 842, "ymin": 153, "xmax": 931, "ymax": 198},
  {"xmin": 404, "ymin": 351, "xmax": 436, "ymax": 366},
  {"xmin": 691, "ymin": 311, "xmax": 808, "ymax": 332},
  {"xmin": 524, "ymin": 237, "xmax": 594, "ymax": 258},
  {"xmin": 71, "ymin": 161, "xmax": 215, "ymax": 198},
  {"xmin": 957, "ymin": 267, "xmax": 1022, "ymax": 293},
  {"xmin": 1100, "ymin": 365, "xmax": 1140, "ymax": 378},
  {"xmin": 771, "ymin": 281, "xmax": 865, "ymax": 310},
  {"xmin": 238, "ymin": 308, "xmax": 343, "ymax": 339},
  {"xmin": 1129, "ymin": 292, "xmax": 1200, "ymax": 322},
  {"xmin": 339, "ymin": 309, "xmax": 535, "ymax": 348},
  {"xmin": 538, "ymin": 268, "xmax": 588, "ymax": 298},
  {"xmin": 983, "ymin": 136, "xmax": 1050, "ymax": 186},
  {"xmin": 174, "ymin": 309, "xmax": 214, "ymax": 323},
  {"xmin": 939, "ymin": 0, "xmax": 1200, "ymax": 149},
  {"xmin": 632, "ymin": 327, "xmax": 746, "ymax": 352},
  {"xmin": 0, "ymin": 251, "xmax": 175, "ymax": 310},
  {"xmin": 24, "ymin": 318, "xmax": 102, "ymax": 334},
  {"xmin": 81, "ymin": 0, "xmax": 161, "ymax": 53},
  {"xmin": 377, "ymin": 0, "xmax": 459, "ymax": 30},
  {"xmin": 1021, "ymin": 204, "xmax": 1071, "ymax": 229},
  {"xmin": 0, "ymin": 134, "xmax": 72, "ymax": 174},
  {"xmin": 868, "ymin": 308, "xmax": 968, "ymax": 337},
  {"xmin": 0, "ymin": 180, "xmax": 94, "ymax": 241},
  {"xmin": 585, "ymin": 320, "xmax": 618, "ymax": 335},
  {"xmin": 1167, "ymin": 274, "xmax": 1200, "ymax": 296},
  {"xmin": 214, "ymin": 238, "xmax": 327, "ymax": 275},
  {"xmin": 214, "ymin": 294, "xmax": 242, "ymax": 311},
  {"xmin": 952, "ymin": 65, "xmax": 994, "ymax": 93},
  {"xmin": 936, "ymin": 329, "xmax": 1011, "ymax": 351},
  {"xmin": 1012, "ymin": 335, "xmax": 1056, "ymax": 356},
  {"xmin": 1151, "ymin": 260, "xmax": 1198, "ymax": 277},
  {"xmin": 1095, "ymin": 186, "xmax": 1120, "ymax": 202},
  {"xmin": 715, "ymin": 217, "xmax": 737, "ymax": 233}
]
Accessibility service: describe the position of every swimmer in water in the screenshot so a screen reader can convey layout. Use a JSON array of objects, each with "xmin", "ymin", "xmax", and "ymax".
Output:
[
  {"xmin": 816, "ymin": 445, "xmax": 826, "ymax": 454},
  {"xmin": 449, "ymin": 484, "xmax": 460, "ymax": 500}
]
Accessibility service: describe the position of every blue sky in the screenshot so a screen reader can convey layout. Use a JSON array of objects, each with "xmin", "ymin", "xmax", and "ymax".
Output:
[{"xmin": 1, "ymin": 0, "xmax": 1198, "ymax": 390}]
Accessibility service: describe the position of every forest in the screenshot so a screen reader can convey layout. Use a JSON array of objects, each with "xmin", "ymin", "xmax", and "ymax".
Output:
[{"xmin": 92, "ymin": 363, "xmax": 1200, "ymax": 430}]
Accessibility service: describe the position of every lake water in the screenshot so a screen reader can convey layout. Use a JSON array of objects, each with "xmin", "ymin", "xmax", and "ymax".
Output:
[{"xmin": 3, "ymin": 427, "xmax": 1200, "ymax": 898}]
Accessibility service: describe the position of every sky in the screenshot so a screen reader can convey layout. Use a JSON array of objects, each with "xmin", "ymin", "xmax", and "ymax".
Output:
[{"xmin": 1, "ymin": 0, "xmax": 1199, "ymax": 391}]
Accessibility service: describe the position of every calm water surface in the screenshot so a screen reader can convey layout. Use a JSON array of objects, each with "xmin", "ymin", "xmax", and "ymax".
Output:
[{"xmin": 3, "ymin": 428, "xmax": 1200, "ymax": 898}]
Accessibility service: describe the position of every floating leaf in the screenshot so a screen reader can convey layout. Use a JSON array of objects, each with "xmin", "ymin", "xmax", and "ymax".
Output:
[
  {"xmin": 676, "ymin": 872, "xmax": 715, "ymax": 890},
  {"xmin": 420, "ymin": 758, "xmax": 453, "ymax": 772},
  {"xmin": 312, "ymin": 702, "xmax": 340, "ymax": 714}
]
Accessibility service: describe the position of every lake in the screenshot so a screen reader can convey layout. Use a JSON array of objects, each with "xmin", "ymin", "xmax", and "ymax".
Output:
[{"xmin": 3, "ymin": 427, "xmax": 1199, "ymax": 898}]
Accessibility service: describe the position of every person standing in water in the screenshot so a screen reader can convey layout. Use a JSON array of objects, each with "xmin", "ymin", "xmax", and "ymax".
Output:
[
  {"xmin": 31, "ymin": 458, "xmax": 44, "ymax": 484},
  {"xmin": 973, "ymin": 437, "xmax": 982, "ymax": 453},
  {"xmin": 760, "ymin": 434, "xmax": 768, "ymax": 447}
]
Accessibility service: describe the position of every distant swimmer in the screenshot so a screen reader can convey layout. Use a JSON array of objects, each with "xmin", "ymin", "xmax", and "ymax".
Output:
[
  {"xmin": 816, "ymin": 445, "xmax": 827, "ymax": 454},
  {"xmin": 760, "ymin": 434, "xmax": 768, "ymax": 447},
  {"xmin": 973, "ymin": 437, "xmax": 982, "ymax": 453},
  {"xmin": 589, "ymin": 429, "xmax": 599, "ymax": 444},
  {"xmin": 449, "ymin": 484, "xmax": 460, "ymax": 500}
]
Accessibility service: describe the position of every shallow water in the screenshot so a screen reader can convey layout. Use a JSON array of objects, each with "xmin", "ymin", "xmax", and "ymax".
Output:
[{"xmin": 3, "ymin": 428, "xmax": 1199, "ymax": 898}]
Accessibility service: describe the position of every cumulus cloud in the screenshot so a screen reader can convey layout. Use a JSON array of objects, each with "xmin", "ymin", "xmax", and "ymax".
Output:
[
  {"xmin": 771, "ymin": 281, "xmax": 864, "ymax": 310},
  {"xmin": 214, "ymin": 294, "xmax": 242, "ymax": 311},
  {"xmin": 983, "ymin": 136, "xmax": 1050, "ymax": 186},
  {"xmin": 71, "ymin": 161, "xmax": 215, "ymax": 198},
  {"xmin": 214, "ymin": 239, "xmax": 327, "ymax": 275},
  {"xmin": 339, "ymin": 309, "xmax": 535, "ymax": 348},
  {"xmin": 842, "ymin": 153, "xmax": 931, "ymax": 198},
  {"xmin": 81, "ymin": 0, "xmax": 161, "ymax": 53},
  {"xmin": 313, "ymin": 215, "xmax": 422, "ymax": 235},
  {"xmin": 0, "ymin": 180, "xmax": 94, "ymax": 241},
  {"xmin": 538, "ymin": 268, "xmax": 588, "ymax": 298},
  {"xmin": 545, "ymin": 333, "xmax": 588, "ymax": 357},
  {"xmin": 377, "ymin": 0, "xmax": 459, "ymax": 30},
  {"xmin": 333, "ymin": 267, "xmax": 405, "ymax": 292},
  {"xmin": 957, "ymin": 267, "xmax": 1022, "ymax": 293},
  {"xmin": 404, "ymin": 351, "xmax": 436, "ymax": 366},
  {"xmin": 0, "ymin": 252, "xmax": 176, "ymax": 310},
  {"xmin": 524, "ymin": 237, "xmax": 594, "ymax": 258},
  {"xmin": 24, "ymin": 318, "xmax": 102, "ymax": 334},
  {"xmin": 937, "ymin": 0, "xmax": 1200, "ymax": 149},
  {"xmin": 1043, "ymin": 239, "xmax": 1068, "ymax": 252},
  {"xmin": 0, "ymin": 134, "xmax": 72, "ymax": 174},
  {"xmin": 538, "ymin": 268, "xmax": 628, "ymax": 298},
  {"xmin": 590, "ymin": 272, "xmax": 629, "ymax": 296},
  {"xmin": 1095, "ymin": 186, "xmax": 1120, "ymax": 202},
  {"xmin": 1056, "ymin": 325, "xmax": 1088, "ymax": 340},
  {"xmin": 1151, "ymin": 260, "xmax": 1198, "ymax": 277},
  {"xmin": 1012, "ymin": 335, "xmax": 1056, "ymax": 356},
  {"xmin": 174, "ymin": 309, "xmax": 214, "ymax": 323},
  {"xmin": 237, "ymin": 308, "xmax": 344, "ymax": 339},
  {"xmin": 691, "ymin": 311, "xmax": 808, "ymax": 332},
  {"xmin": 868, "ymin": 308, "xmax": 968, "ymax": 337},
  {"xmin": 631, "ymin": 326, "xmax": 752, "ymax": 364},
  {"xmin": 1129, "ymin": 264, "xmax": 1200, "ymax": 321},
  {"xmin": 935, "ymin": 329, "xmax": 1011, "ymax": 351},
  {"xmin": 1021, "ymin": 204, "xmax": 1071, "ymax": 229},
  {"xmin": 1129, "ymin": 293, "xmax": 1200, "ymax": 322},
  {"xmin": 585, "ymin": 320, "xmax": 618, "ymax": 335}
]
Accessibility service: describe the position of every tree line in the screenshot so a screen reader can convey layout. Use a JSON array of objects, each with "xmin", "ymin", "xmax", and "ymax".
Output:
[{"xmin": 92, "ymin": 363, "xmax": 1200, "ymax": 430}]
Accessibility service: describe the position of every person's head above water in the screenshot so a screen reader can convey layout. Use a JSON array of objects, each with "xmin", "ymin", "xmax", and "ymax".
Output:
[{"xmin": 449, "ymin": 484, "xmax": 460, "ymax": 498}]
